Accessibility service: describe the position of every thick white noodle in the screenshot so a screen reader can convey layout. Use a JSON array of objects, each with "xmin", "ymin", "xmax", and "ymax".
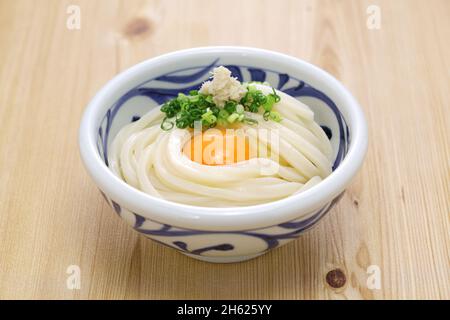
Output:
[{"xmin": 108, "ymin": 85, "xmax": 333, "ymax": 207}]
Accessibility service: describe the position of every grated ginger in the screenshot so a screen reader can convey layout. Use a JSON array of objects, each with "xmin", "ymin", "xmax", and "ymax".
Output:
[{"xmin": 199, "ymin": 66, "xmax": 247, "ymax": 107}]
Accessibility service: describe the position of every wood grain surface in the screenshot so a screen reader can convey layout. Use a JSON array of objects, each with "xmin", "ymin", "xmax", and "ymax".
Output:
[{"xmin": 0, "ymin": 0, "xmax": 448, "ymax": 300}]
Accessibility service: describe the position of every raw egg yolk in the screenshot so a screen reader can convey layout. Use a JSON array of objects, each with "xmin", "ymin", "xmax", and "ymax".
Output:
[{"xmin": 183, "ymin": 128, "xmax": 251, "ymax": 165}]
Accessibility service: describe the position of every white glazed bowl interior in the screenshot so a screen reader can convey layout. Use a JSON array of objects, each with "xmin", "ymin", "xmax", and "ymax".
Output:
[{"xmin": 79, "ymin": 47, "xmax": 367, "ymax": 262}]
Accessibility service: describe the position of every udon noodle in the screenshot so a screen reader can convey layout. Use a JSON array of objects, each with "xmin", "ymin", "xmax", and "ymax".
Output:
[{"xmin": 109, "ymin": 76, "xmax": 333, "ymax": 207}]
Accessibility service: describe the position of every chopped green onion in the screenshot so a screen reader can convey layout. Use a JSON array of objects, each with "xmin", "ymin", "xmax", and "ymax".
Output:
[
  {"xmin": 159, "ymin": 84, "xmax": 282, "ymax": 131},
  {"xmin": 243, "ymin": 117, "xmax": 258, "ymax": 125},
  {"xmin": 235, "ymin": 104, "xmax": 244, "ymax": 114},
  {"xmin": 189, "ymin": 95, "xmax": 200, "ymax": 103},
  {"xmin": 218, "ymin": 109, "xmax": 230, "ymax": 119},
  {"xmin": 205, "ymin": 95, "xmax": 214, "ymax": 104},
  {"xmin": 201, "ymin": 109, "xmax": 217, "ymax": 125},
  {"xmin": 272, "ymin": 88, "xmax": 281, "ymax": 102},
  {"xmin": 269, "ymin": 111, "xmax": 282, "ymax": 122},
  {"xmin": 161, "ymin": 117, "xmax": 174, "ymax": 131},
  {"xmin": 224, "ymin": 100, "xmax": 237, "ymax": 114},
  {"xmin": 263, "ymin": 94, "xmax": 276, "ymax": 111},
  {"xmin": 227, "ymin": 113, "xmax": 240, "ymax": 123}
]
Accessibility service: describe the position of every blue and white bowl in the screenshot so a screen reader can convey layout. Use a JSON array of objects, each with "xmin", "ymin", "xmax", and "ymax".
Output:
[{"xmin": 79, "ymin": 47, "xmax": 368, "ymax": 263}]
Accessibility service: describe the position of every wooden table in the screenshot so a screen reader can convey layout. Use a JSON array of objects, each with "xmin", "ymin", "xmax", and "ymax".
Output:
[{"xmin": 0, "ymin": 0, "xmax": 448, "ymax": 300}]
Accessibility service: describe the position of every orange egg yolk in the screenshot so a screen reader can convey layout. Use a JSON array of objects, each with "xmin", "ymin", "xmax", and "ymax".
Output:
[{"xmin": 182, "ymin": 128, "xmax": 251, "ymax": 166}]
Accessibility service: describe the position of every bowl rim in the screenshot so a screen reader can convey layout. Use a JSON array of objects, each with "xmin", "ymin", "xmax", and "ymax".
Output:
[{"xmin": 79, "ymin": 46, "xmax": 368, "ymax": 231}]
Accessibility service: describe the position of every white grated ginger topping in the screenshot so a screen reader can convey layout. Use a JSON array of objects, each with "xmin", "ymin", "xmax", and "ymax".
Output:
[{"xmin": 199, "ymin": 66, "xmax": 247, "ymax": 107}]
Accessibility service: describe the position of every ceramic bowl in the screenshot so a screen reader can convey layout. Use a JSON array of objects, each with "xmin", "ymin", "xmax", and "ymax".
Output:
[{"xmin": 79, "ymin": 47, "xmax": 368, "ymax": 263}]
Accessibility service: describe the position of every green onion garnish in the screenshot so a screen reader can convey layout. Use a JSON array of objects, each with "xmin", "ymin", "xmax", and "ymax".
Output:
[{"xmin": 160, "ymin": 85, "xmax": 282, "ymax": 131}]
